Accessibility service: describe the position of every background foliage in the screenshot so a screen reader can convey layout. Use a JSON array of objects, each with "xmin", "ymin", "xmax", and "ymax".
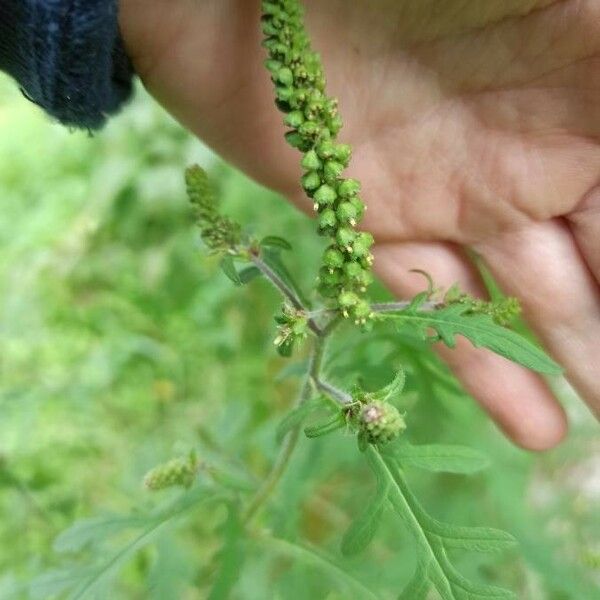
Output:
[{"xmin": 0, "ymin": 75, "xmax": 598, "ymax": 599}]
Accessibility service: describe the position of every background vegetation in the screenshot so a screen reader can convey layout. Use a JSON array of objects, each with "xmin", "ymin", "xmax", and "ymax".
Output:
[{"xmin": 0, "ymin": 75, "xmax": 598, "ymax": 599}]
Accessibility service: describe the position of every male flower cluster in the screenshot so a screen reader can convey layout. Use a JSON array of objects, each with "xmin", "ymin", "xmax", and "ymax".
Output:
[
  {"xmin": 185, "ymin": 166, "xmax": 241, "ymax": 254},
  {"xmin": 262, "ymin": 0, "xmax": 374, "ymax": 324},
  {"xmin": 143, "ymin": 453, "xmax": 200, "ymax": 491}
]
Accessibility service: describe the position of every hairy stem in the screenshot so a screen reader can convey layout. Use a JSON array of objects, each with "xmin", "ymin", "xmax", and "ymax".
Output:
[
  {"xmin": 314, "ymin": 379, "xmax": 353, "ymax": 406},
  {"xmin": 370, "ymin": 300, "xmax": 442, "ymax": 313},
  {"xmin": 243, "ymin": 336, "xmax": 326, "ymax": 523}
]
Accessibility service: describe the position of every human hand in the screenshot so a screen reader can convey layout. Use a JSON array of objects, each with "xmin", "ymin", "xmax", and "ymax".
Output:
[{"xmin": 119, "ymin": 0, "xmax": 600, "ymax": 449}]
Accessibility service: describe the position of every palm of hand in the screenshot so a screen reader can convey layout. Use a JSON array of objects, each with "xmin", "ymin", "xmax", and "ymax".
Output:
[{"xmin": 120, "ymin": 0, "xmax": 600, "ymax": 448}]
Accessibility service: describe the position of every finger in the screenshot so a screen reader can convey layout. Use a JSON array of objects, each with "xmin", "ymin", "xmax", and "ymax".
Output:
[
  {"xmin": 374, "ymin": 241, "xmax": 567, "ymax": 450},
  {"xmin": 568, "ymin": 186, "xmax": 600, "ymax": 284},
  {"xmin": 476, "ymin": 219, "xmax": 600, "ymax": 420}
]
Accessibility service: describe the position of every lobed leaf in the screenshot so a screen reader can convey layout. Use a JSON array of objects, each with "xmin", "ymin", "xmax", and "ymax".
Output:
[
  {"xmin": 390, "ymin": 304, "xmax": 562, "ymax": 375},
  {"xmin": 340, "ymin": 470, "xmax": 389, "ymax": 556},
  {"xmin": 366, "ymin": 449, "xmax": 517, "ymax": 600}
]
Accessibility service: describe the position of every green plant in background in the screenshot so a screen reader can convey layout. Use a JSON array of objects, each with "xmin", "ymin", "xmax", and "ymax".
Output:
[{"xmin": 0, "ymin": 2, "xmax": 599, "ymax": 599}]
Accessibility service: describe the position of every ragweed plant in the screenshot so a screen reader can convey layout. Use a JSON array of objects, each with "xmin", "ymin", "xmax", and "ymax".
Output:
[
  {"xmin": 27, "ymin": 2, "xmax": 571, "ymax": 598},
  {"xmin": 173, "ymin": 1, "xmax": 561, "ymax": 597}
]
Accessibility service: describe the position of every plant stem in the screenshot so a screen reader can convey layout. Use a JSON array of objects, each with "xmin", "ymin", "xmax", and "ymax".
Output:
[
  {"xmin": 370, "ymin": 300, "xmax": 442, "ymax": 313},
  {"xmin": 250, "ymin": 252, "xmax": 323, "ymax": 336},
  {"xmin": 313, "ymin": 379, "xmax": 353, "ymax": 406},
  {"xmin": 308, "ymin": 300, "xmax": 442, "ymax": 320},
  {"xmin": 243, "ymin": 336, "xmax": 326, "ymax": 523}
]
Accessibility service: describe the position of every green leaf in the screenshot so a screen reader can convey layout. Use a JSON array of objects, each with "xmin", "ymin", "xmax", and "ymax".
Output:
[
  {"xmin": 370, "ymin": 368, "xmax": 406, "ymax": 403},
  {"xmin": 276, "ymin": 397, "xmax": 324, "ymax": 442},
  {"xmin": 34, "ymin": 487, "xmax": 223, "ymax": 600},
  {"xmin": 220, "ymin": 255, "xmax": 242, "ymax": 286},
  {"xmin": 435, "ymin": 525, "xmax": 517, "ymax": 553},
  {"xmin": 238, "ymin": 266, "xmax": 261, "ymax": 284},
  {"xmin": 260, "ymin": 235, "xmax": 292, "ymax": 251},
  {"xmin": 383, "ymin": 443, "xmax": 490, "ymax": 475},
  {"xmin": 391, "ymin": 304, "xmax": 561, "ymax": 375},
  {"xmin": 304, "ymin": 414, "xmax": 345, "ymax": 438},
  {"xmin": 254, "ymin": 534, "xmax": 379, "ymax": 600},
  {"xmin": 53, "ymin": 515, "xmax": 148, "ymax": 553},
  {"xmin": 398, "ymin": 562, "xmax": 430, "ymax": 600},
  {"xmin": 207, "ymin": 504, "xmax": 245, "ymax": 600},
  {"xmin": 341, "ymin": 471, "xmax": 389, "ymax": 556},
  {"xmin": 365, "ymin": 449, "xmax": 516, "ymax": 600}
]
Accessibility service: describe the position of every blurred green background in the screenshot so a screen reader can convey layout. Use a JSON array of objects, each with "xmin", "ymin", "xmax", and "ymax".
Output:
[{"xmin": 0, "ymin": 74, "xmax": 598, "ymax": 599}]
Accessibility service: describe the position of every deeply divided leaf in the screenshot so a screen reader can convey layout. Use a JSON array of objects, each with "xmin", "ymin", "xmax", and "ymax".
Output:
[
  {"xmin": 341, "ymin": 468, "xmax": 389, "ymax": 556},
  {"xmin": 389, "ymin": 304, "xmax": 562, "ymax": 375}
]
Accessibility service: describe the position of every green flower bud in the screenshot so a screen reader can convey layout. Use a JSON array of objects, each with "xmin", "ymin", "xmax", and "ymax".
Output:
[
  {"xmin": 338, "ymin": 290, "xmax": 360, "ymax": 308},
  {"xmin": 359, "ymin": 401, "xmax": 406, "ymax": 445},
  {"xmin": 336, "ymin": 227, "xmax": 356, "ymax": 248},
  {"xmin": 298, "ymin": 120, "xmax": 321, "ymax": 139},
  {"xmin": 336, "ymin": 201, "xmax": 358, "ymax": 224},
  {"xmin": 262, "ymin": 20, "xmax": 279, "ymax": 36},
  {"xmin": 349, "ymin": 196, "xmax": 366, "ymax": 220},
  {"xmin": 285, "ymin": 110, "xmax": 305, "ymax": 128},
  {"xmin": 278, "ymin": 67, "xmax": 294, "ymax": 86},
  {"xmin": 323, "ymin": 247, "xmax": 345, "ymax": 269},
  {"xmin": 285, "ymin": 131, "xmax": 305, "ymax": 149},
  {"xmin": 323, "ymin": 160, "xmax": 344, "ymax": 183},
  {"xmin": 318, "ymin": 208, "xmax": 337, "ymax": 231},
  {"xmin": 276, "ymin": 87, "xmax": 294, "ymax": 102},
  {"xmin": 265, "ymin": 58, "xmax": 283, "ymax": 74},
  {"xmin": 143, "ymin": 453, "xmax": 200, "ymax": 491},
  {"xmin": 301, "ymin": 149, "xmax": 322, "ymax": 171},
  {"xmin": 302, "ymin": 171, "xmax": 322, "ymax": 191},
  {"xmin": 314, "ymin": 184, "xmax": 337, "ymax": 206},
  {"xmin": 316, "ymin": 140, "xmax": 336, "ymax": 159},
  {"xmin": 318, "ymin": 282, "xmax": 340, "ymax": 298},
  {"xmin": 328, "ymin": 114, "xmax": 343, "ymax": 135},
  {"xmin": 319, "ymin": 266, "xmax": 343, "ymax": 286},
  {"xmin": 343, "ymin": 261, "xmax": 363, "ymax": 279},
  {"xmin": 353, "ymin": 299, "xmax": 372, "ymax": 321},
  {"xmin": 291, "ymin": 88, "xmax": 309, "ymax": 108},
  {"xmin": 352, "ymin": 232, "xmax": 374, "ymax": 258},
  {"xmin": 334, "ymin": 144, "xmax": 352, "ymax": 165},
  {"xmin": 338, "ymin": 178, "xmax": 361, "ymax": 198}
]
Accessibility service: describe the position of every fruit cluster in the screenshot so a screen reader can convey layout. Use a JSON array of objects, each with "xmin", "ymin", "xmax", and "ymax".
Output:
[
  {"xmin": 444, "ymin": 284, "xmax": 522, "ymax": 326},
  {"xmin": 357, "ymin": 401, "xmax": 406, "ymax": 446},
  {"xmin": 261, "ymin": 0, "xmax": 375, "ymax": 323}
]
